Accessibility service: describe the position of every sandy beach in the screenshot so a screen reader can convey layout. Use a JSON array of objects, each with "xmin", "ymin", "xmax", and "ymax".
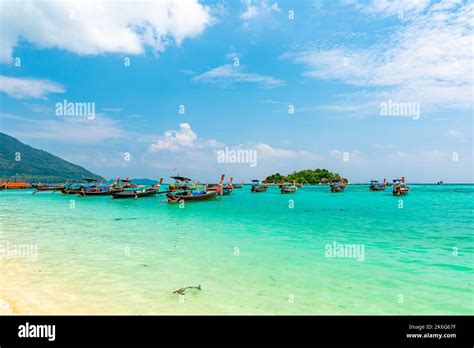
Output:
[{"xmin": 0, "ymin": 298, "xmax": 14, "ymax": 314}]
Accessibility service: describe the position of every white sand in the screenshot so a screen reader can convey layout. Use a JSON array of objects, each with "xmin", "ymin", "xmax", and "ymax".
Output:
[{"xmin": 0, "ymin": 298, "xmax": 14, "ymax": 314}]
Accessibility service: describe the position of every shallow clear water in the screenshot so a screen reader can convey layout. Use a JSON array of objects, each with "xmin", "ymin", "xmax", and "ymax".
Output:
[{"xmin": 0, "ymin": 184, "xmax": 473, "ymax": 314}]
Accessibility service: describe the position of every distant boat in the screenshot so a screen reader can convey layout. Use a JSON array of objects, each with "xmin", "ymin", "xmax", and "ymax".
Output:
[
  {"xmin": 251, "ymin": 179, "xmax": 268, "ymax": 192},
  {"xmin": 206, "ymin": 175, "xmax": 226, "ymax": 195},
  {"xmin": 77, "ymin": 178, "xmax": 111, "ymax": 196},
  {"xmin": 112, "ymin": 178, "xmax": 163, "ymax": 199},
  {"xmin": 167, "ymin": 190, "xmax": 217, "ymax": 203},
  {"xmin": 437, "ymin": 180, "xmax": 444, "ymax": 185},
  {"xmin": 281, "ymin": 181, "xmax": 297, "ymax": 194},
  {"xmin": 369, "ymin": 179, "xmax": 387, "ymax": 191},
  {"xmin": 222, "ymin": 177, "xmax": 234, "ymax": 195},
  {"xmin": 330, "ymin": 179, "xmax": 346, "ymax": 193},
  {"xmin": 167, "ymin": 176, "xmax": 219, "ymax": 203},
  {"xmin": 33, "ymin": 183, "xmax": 64, "ymax": 194},
  {"xmin": 232, "ymin": 182, "xmax": 243, "ymax": 189},
  {"xmin": 61, "ymin": 181, "xmax": 84, "ymax": 194},
  {"xmin": 168, "ymin": 175, "xmax": 193, "ymax": 192},
  {"xmin": 392, "ymin": 177, "xmax": 410, "ymax": 196},
  {"xmin": 61, "ymin": 178, "xmax": 94, "ymax": 195}
]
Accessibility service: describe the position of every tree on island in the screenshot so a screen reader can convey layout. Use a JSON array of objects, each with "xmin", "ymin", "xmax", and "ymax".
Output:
[{"xmin": 265, "ymin": 169, "xmax": 348, "ymax": 184}]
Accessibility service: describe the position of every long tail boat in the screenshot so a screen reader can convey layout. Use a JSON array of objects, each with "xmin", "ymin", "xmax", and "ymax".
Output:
[
  {"xmin": 35, "ymin": 184, "xmax": 64, "ymax": 191},
  {"xmin": 167, "ymin": 176, "xmax": 218, "ymax": 203},
  {"xmin": 77, "ymin": 187, "xmax": 110, "ymax": 196},
  {"xmin": 281, "ymin": 181, "xmax": 297, "ymax": 194},
  {"xmin": 61, "ymin": 182, "xmax": 84, "ymax": 194},
  {"xmin": 206, "ymin": 175, "xmax": 225, "ymax": 194},
  {"xmin": 251, "ymin": 180, "xmax": 268, "ymax": 192},
  {"xmin": 369, "ymin": 179, "xmax": 387, "ymax": 191},
  {"xmin": 61, "ymin": 178, "xmax": 95, "ymax": 194},
  {"xmin": 168, "ymin": 176, "xmax": 193, "ymax": 192},
  {"xmin": 76, "ymin": 178, "xmax": 109, "ymax": 196},
  {"xmin": 232, "ymin": 181, "xmax": 243, "ymax": 189},
  {"xmin": 392, "ymin": 177, "xmax": 410, "ymax": 196},
  {"xmin": 330, "ymin": 179, "xmax": 346, "ymax": 193},
  {"xmin": 110, "ymin": 178, "xmax": 140, "ymax": 192},
  {"xmin": 209, "ymin": 177, "xmax": 233, "ymax": 195},
  {"xmin": 222, "ymin": 177, "xmax": 234, "ymax": 195},
  {"xmin": 33, "ymin": 183, "xmax": 64, "ymax": 194},
  {"xmin": 167, "ymin": 190, "xmax": 217, "ymax": 203},
  {"xmin": 207, "ymin": 175, "xmax": 234, "ymax": 195},
  {"xmin": 112, "ymin": 178, "xmax": 163, "ymax": 199}
]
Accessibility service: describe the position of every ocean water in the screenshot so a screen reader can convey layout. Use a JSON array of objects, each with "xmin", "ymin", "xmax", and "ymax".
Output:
[{"xmin": 0, "ymin": 184, "xmax": 472, "ymax": 314}]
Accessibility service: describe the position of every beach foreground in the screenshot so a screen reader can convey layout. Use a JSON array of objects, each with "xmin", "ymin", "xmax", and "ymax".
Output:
[{"xmin": 1, "ymin": 185, "xmax": 472, "ymax": 315}]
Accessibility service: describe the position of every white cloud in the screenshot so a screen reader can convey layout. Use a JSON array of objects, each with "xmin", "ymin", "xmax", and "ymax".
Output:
[
  {"xmin": 0, "ymin": 0, "xmax": 213, "ymax": 62},
  {"xmin": 330, "ymin": 148, "xmax": 362, "ymax": 163},
  {"xmin": 447, "ymin": 129, "xmax": 464, "ymax": 137},
  {"xmin": 0, "ymin": 75, "xmax": 65, "ymax": 99},
  {"xmin": 388, "ymin": 149, "xmax": 443, "ymax": 160},
  {"xmin": 192, "ymin": 64, "xmax": 285, "ymax": 88},
  {"xmin": 101, "ymin": 107, "xmax": 123, "ymax": 112},
  {"xmin": 147, "ymin": 122, "xmax": 323, "ymax": 178},
  {"xmin": 254, "ymin": 143, "xmax": 321, "ymax": 160},
  {"xmin": 1, "ymin": 112, "xmax": 126, "ymax": 143},
  {"xmin": 150, "ymin": 122, "xmax": 224, "ymax": 152},
  {"xmin": 226, "ymin": 52, "xmax": 239, "ymax": 59},
  {"xmin": 150, "ymin": 123, "xmax": 197, "ymax": 151},
  {"xmin": 179, "ymin": 69, "xmax": 196, "ymax": 76},
  {"xmin": 241, "ymin": 0, "xmax": 281, "ymax": 20},
  {"xmin": 285, "ymin": 1, "xmax": 473, "ymax": 112},
  {"xmin": 347, "ymin": 0, "xmax": 431, "ymax": 17},
  {"xmin": 318, "ymin": 103, "xmax": 369, "ymax": 113}
]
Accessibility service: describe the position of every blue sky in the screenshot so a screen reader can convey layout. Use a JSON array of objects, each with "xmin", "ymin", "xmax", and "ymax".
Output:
[{"xmin": 0, "ymin": 0, "xmax": 472, "ymax": 182}]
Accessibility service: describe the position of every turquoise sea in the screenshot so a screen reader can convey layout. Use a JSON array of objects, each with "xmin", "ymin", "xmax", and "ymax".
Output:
[{"xmin": 0, "ymin": 184, "xmax": 473, "ymax": 314}]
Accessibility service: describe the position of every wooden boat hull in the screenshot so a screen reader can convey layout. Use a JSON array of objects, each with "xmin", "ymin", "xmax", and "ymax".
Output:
[
  {"xmin": 35, "ymin": 186, "xmax": 64, "ymax": 192},
  {"xmin": 392, "ymin": 188, "xmax": 409, "ymax": 196},
  {"xmin": 61, "ymin": 183, "xmax": 84, "ymax": 194},
  {"xmin": 62, "ymin": 189, "xmax": 82, "ymax": 194},
  {"xmin": 251, "ymin": 186, "xmax": 267, "ymax": 192},
  {"xmin": 281, "ymin": 188, "xmax": 296, "ymax": 193},
  {"xmin": 112, "ymin": 189, "xmax": 158, "ymax": 199},
  {"xmin": 370, "ymin": 186, "xmax": 386, "ymax": 191},
  {"xmin": 166, "ymin": 190, "xmax": 217, "ymax": 203},
  {"xmin": 207, "ymin": 187, "xmax": 232, "ymax": 195},
  {"xmin": 77, "ymin": 190, "xmax": 112, "ymax": 196},
  {"xmin": 330, "ymin": 186, "xmax": 345, "ymax": 192}
]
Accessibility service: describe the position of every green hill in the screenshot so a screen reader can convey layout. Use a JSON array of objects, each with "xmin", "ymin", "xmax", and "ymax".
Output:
[
  {"xmin": 266, "ymin": 169, "xmax": 348, "ymax": 184},
  {"xmin": 0, "ymin": 132, "xmax": 104, "ymax": 183}
]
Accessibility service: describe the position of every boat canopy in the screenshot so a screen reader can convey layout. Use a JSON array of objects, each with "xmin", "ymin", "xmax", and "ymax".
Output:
[
  {"xmin": 83, "ymin": 178, "xmax": 98, "ymax": 182},
  {"xmin": 170, "ymin": 176, "xmax": 191, "ymax": 182}
]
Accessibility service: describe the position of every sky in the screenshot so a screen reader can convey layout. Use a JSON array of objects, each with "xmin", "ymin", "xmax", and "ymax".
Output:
[{"xmin": 0, "ymin": 0, "xmax": 472, "ymax": 183}]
